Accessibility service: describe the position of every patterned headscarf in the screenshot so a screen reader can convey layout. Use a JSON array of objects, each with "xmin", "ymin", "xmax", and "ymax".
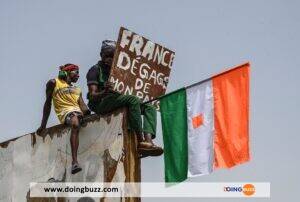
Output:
[
  {"xmin": 101, "ymin": 40, "xmax": 116, "ymax": 54},
  {"xmin": 60, "ymin": 64, "xmax": 79, "ymax": 72}
]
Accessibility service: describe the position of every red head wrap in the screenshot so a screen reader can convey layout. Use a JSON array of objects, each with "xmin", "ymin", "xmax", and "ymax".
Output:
[{"xmin": 60, "ymin": 64, "xmax": 79, "ymax": 72}]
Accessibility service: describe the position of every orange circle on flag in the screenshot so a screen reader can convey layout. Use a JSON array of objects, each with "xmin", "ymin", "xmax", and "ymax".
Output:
[{"xmin": 243, "ymin": 184, "xmax": 255, "ymax": 196}]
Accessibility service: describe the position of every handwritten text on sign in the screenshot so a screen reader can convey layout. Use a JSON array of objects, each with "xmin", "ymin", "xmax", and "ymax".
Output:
[{"xmin": 109, "ymin": 27, "xmax": 175, "ymax": 104}]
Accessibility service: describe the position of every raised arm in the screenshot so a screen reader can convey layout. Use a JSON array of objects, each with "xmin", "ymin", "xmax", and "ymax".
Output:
[{"xmin": 37, "ymin": 79, "xmax": 55, "ymax": 134}]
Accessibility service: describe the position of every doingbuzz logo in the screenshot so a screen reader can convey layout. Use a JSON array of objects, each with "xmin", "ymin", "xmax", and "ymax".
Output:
[{"xmin": 223, "ymin": 184, "xmax": 255, "ymax": 196}]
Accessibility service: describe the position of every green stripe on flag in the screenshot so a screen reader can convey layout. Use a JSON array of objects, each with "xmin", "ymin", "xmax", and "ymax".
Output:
[{"xmin": 160, "ymin": 88, "xmax": 188, "ymax": 183}]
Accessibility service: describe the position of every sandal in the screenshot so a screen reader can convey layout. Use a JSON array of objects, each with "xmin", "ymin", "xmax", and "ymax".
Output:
[
  {"xmin": 71, "ymin": 163, "xmax": 82, "ymax": 174},
  {"xmin": 138, "ymin": 142, "xmax": 164, "ymax": 157}
]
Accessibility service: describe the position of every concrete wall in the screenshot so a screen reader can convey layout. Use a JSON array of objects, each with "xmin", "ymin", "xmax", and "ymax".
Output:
[{"xmin": 0, "ymin": 110, "xmax": 140, "ymax": 202}]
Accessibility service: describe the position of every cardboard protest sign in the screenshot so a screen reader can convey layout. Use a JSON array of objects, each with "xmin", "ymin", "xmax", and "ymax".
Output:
[{"xmin": 109, "ymin": 27, "xmax": 175, "ymax": 106}]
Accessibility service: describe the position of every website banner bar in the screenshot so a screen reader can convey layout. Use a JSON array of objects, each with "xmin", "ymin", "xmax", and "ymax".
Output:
[{"xmin": 30, "ymin": 182, "xmax": 270, "ymax": 198}]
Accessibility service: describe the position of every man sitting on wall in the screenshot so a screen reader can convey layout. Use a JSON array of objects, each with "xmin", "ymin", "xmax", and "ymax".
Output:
[
  {"xmin": 86, "ymin": 40, "xmax": 163, "ymax": 157},
  {"xmin": 37, "ymin": 64, "xmax": 90, "ymax": 174}
]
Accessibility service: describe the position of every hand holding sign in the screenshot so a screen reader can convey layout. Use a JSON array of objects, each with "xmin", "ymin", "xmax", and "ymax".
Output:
[{"xmin": 104, "ymin": 82, "xmax": 114, "ymax": 92}]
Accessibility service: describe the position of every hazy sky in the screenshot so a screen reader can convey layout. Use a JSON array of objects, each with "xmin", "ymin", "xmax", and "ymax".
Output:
[{"xmin": 1, "ymin": 0, "xmax": 300, "ymax": 201}]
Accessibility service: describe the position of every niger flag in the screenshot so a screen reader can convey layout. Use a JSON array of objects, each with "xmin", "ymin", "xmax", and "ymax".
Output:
[{"xmin": 160, "ymin": 63, "xmax": 250, "ymax": 183}]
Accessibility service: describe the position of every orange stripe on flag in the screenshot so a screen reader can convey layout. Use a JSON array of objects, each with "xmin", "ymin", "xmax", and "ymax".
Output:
[{"xmin": 212, "ymin": 63, "xmax": 250, "ymax": 169}]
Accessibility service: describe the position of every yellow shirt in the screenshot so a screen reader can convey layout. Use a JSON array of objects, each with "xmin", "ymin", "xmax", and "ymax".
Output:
[{"xmin": 52, "ymin": 78, "xmax": 82, "ymax": 123}]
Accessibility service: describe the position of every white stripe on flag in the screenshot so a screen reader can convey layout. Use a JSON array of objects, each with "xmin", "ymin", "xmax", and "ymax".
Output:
[{"xmin": 187, "ymin": 80, "xmax": 214, "ymax": 176}]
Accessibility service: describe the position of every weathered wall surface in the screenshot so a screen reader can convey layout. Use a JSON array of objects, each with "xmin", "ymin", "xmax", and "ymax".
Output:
[{"xmin": 0, "ymin": 110, "xmax": 140, "ymax": 202}]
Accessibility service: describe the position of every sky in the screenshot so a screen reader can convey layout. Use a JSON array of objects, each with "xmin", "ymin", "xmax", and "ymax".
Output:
[{"xmin": 1, "ymin": 0, "xmax": 300, "ymax": 201}]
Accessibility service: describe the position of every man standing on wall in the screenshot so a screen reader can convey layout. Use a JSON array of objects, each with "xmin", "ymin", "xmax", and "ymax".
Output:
[
  {"xmin": 37, "ymin": 64, "xmax": 90, "ymax": 174},
  {"xmin": 86, "ymin": 40, "xmax": 163, "ymax": 157}
]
